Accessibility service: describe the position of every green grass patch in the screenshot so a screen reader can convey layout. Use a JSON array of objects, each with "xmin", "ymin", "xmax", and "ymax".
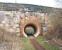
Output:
[
  {"xmin": 21, "ymin": 37, "xmax": 35, "ymax": 50},
  {"xmin": 36, "ymin": 36, "xmax": 60, "ymax": 50}
]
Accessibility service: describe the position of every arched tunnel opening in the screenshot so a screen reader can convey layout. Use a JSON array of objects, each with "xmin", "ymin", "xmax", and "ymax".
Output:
[
  {"xmin": 24, "ymin": 24, "xmax": 37, "ymax": 36},
  {"xmin": 20, "ymin": 16, "xmax": 41, "ymax": 37}
]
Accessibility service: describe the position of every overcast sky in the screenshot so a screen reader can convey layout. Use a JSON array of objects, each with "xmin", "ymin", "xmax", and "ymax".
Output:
[{"xmin": 0, "ymin": 0, "xmax": 62, "ymax": 8}]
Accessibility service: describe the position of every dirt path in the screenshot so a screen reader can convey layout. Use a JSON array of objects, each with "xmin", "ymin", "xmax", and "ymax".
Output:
[{"xmin": 29, "ymin": 37, "xmax": 45, "ymax": 50}]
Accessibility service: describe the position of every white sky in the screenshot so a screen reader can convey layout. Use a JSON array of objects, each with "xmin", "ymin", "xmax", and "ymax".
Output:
[{"xmin": 0, "ymin": 0, "xmax": 62, "ymax": 8}]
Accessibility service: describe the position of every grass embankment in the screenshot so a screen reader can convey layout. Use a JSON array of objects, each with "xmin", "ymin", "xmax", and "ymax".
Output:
[
  {"xmin": 21, "ymin": 37, "xmax": 35, "ymax": 50},
  {"xmin": 36, "ymin": 36, "xmax": 60, "ymax": 50},
  {"xmin": 21, "ymin": 36, "xmax": 60, "ymax": 50}
]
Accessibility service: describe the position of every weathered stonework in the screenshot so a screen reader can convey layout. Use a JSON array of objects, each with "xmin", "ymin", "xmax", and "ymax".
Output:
[{"xmin": 0, "ymin": 11, "xmax": 45, "ymax": 37}]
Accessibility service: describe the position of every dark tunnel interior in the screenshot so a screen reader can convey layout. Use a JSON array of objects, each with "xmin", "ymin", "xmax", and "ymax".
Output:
[{"xmin": 24, "ymin": 24, "xmax": 37, "ymax": 36}]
